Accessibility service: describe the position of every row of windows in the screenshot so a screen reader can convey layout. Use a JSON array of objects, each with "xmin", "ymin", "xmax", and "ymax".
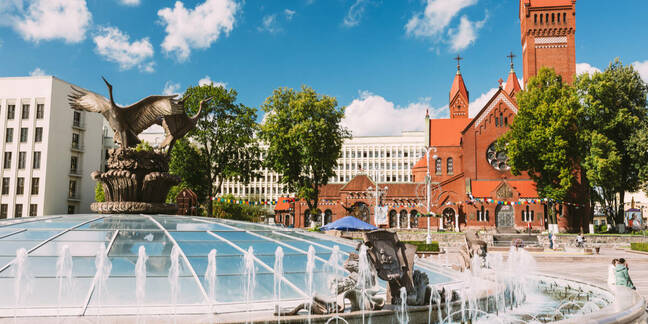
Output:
[
  {"xmin": 3, "ymin": 104, "xmax": 45, "ymax": 120},
  {"xmin": 222, "ymin": 185, "xmax": 288, "ymax": 196},
  {"xmin": 336, "ymin": 175, "xmax": 412, "ymax": 183},
  {"xmin": 3, "ymin": 151, "xmax": 41, "ymax": 169},
  {"xmin": 342, "ymin": 148, "xmax": 424, "ymax": 159},
  {"xmin": 5, "ymin": 127, "xmax": 43, "ymax": 143},
  {"xmin": 0, "ymin": 203, "xmax": 38, "ymax": 218},
  {"xmin": 494, "ymin": 112, "xmax": 508, "ymax": 128},
  {"xmin": 434, "ymin": 158, "xmax": 454, "ymax": 175},
  {"xmin": 475, "ymin": 206, "xmax": 536, "ymax": 222},
  {"xmin": 338, "ymin": 162, "xmax": 415, "ymax": 170},
  {"xmin": 1, "ymin": 177, "xmax": 39, "ymax": 195},
  {"xmin": 533, "ymin": 12, "xmax": 568, "ymax": 25}
]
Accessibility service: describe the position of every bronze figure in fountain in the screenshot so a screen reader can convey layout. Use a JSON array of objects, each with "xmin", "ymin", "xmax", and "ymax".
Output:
[{"xmin": 68, "ymin": 77, "xmax": 207, "ymax": 214}]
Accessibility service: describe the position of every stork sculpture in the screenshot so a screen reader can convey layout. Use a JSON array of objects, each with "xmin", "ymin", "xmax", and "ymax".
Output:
[{"xmin": 67, "ymin": 77, "xmax": 205, "ymax": 152}]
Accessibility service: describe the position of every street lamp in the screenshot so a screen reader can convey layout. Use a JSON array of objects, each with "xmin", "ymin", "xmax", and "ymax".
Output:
[
  {"xmin": 367, "ymin": 170, "xmax": 388, "ymax": 226},
  {"xmin": 426, "ymin": 147, "xmax": 438, "ymax": 244}
]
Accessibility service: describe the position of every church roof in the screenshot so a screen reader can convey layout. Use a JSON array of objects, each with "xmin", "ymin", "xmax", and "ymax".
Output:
[
  {"xmin": 461, "ymin": 88, "xmax": 518, "ymax": 132},
  {"xmin": 529, "ymin": 0, "xmax": 573, "ymax": 8},
  {"xmin": 340, "ymin": 174, "xmax": 375, "ymax": 192},
  {"xmin": 471, "ymin": 180, "xmax": 538, "ymax": 198},
  {"xmin": 274, "ymin": 197, "xmax": 293, "ymax": 211},
  {"xmin": 449, "ymin": 72, "xmax": 469, "ymax": 103},
  {"xmin": 429, "ymin": 118, "xmax": 473, "ymax": 147},
  {"xmin": 504, "ymin": 70, "xmax": 522, "ymax": 97}
]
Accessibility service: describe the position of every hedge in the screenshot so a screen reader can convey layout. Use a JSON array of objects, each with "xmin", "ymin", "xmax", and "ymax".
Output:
[
  {"xmin": 630, "ymin": 243, "xmax": 648, "ymax": 252},
  {"xmin": 403, "ymin": 241, "xmax": 440, "ymax": 252}
]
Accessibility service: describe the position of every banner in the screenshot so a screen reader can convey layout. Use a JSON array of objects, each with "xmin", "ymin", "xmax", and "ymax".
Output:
[{"xmin": 374, "ymin": 206, "xmax": 388, "ymax": 225}]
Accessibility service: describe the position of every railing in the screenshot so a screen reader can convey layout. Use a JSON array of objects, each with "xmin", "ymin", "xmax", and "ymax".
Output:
[
  {"xmin": 72, "ymin": 121, "xmax": 85, "ymax": 130},
  {"xmin": 67, "ymin": 193, "xmax": 81, "ymax": 201},
  {"xmin": 71, "ymin": 143, "xmax": 84, "ymax": 151}
]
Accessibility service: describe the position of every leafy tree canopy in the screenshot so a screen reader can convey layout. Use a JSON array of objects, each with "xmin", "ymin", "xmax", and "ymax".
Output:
[{"xmin": 260, "ymin": 86, "xmax": 349, "ymax": 214}]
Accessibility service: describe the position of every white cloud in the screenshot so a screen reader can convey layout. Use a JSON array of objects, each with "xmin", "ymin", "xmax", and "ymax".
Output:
[
  {"xmin": 406, "ymin": 0, "xmax": 477, "ymax": 38},
  {"xmin": 158, "ymin": 0, "xmax": 239, "ymax": 62},
  {"xmin": 284, "ymin": 9, "xmax": 295, "ymax": 20},
  {"xmin": 8, "ymin": 0, "xmax": 92, "ymax": 43},
  {"xmin": 343, "ymin": 0, "xmax": 370, "ymax": 27},
  {"xmin": 468, "ymin": 87, "xmax": 498, "ymax": 117},
  {"xmin": 119, "ymin": 0, "xmax": 141, "ymax": 6},
  {"xmin": 342, "ymin": 91, "xmax": 446, "ymax": 136},
  {"xmin": 29, "ymin": 67, "xmax": 46, "ymax": 76},
  {"xmin": 198, "ymin": 75, "xmax": 227, "ymax": 88},
  {"xmin": 576, "ymin": 62, "xmax": 601, "ymax": 76},
  {"xmin": 93, "ymin": 26, "xmax": 155, "ymax": 72},
  {"xmin": 163, "ymin": 81, "xmax": 181, "ymax": 95},
  {"xmin": 259, "ymin": 14, "xmax": 280, "ymax": 33},
  {"xmin": 631, "ymin": 60, "xmax": 648, "ymax": 83},
  {"xmin": 448, "ymin": 15, "xmax": 487, "ymax": 52}
]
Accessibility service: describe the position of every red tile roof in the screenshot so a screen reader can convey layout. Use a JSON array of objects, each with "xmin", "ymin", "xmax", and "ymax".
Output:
[
  {"xmin": 319, "ymin": 184, "xmax": 343, "ymax": 198},
  {"xmin": 450, "ymin": 72, "xmax": 469, "ymax": 103},
  {"xmin": 505, "ymin": 70, "xmax": 522, "ymax": 97},
  {"xmin": 471, "ymin": 181, "xmax": 500, "ymax": 198},
  {"xmin": 274, "ymin": 197, "xmax": 294, "ymax": 212},
  {"xmin": 429, "ymin": 118, "xmax": 472, "ymax": 147},
  {"xmin": 340, "ymin": 174, "xmax": 375, "ymax": 192},
  {"xmin": 511, "ymin": 181, "xmax": 538, "ymax": 198}
]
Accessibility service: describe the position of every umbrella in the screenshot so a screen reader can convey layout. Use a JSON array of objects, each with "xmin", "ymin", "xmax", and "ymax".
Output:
[{"xmin": 320, "ymin": 216, "xmax": 377, "ymax": 231}]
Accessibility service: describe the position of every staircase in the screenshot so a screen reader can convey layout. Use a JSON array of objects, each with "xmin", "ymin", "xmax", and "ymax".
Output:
[{"xmin": 492, "ymin": 233, "xmax": 540, "ymax": 247}]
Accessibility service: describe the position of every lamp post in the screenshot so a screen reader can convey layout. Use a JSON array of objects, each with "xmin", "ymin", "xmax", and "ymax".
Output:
[
  {"xmin": 426, "ymin": 147, "xmax": 438, "ymax": 244},
  {"xmin": 367, "ymin": 170, "xmax": 388, "ymax": 227}
]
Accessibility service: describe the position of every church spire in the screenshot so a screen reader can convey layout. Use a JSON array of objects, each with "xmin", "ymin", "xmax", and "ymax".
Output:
[
  {"xmin": 504, "ymin": 52, "xmax": 522, "ymax": 98},
  {"xmin": 449, "ymin": 54, "xmax": 469, "ymax": 119}
]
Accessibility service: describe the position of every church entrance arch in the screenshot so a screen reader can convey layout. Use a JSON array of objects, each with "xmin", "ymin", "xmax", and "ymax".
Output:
[
  {"xmin": 389, "ymin": 210, "xmax": 397, "ymax": 228},
  {"xmin": 442, "ymin": 207, "xmax": 455, "ymax": 229},
  {"xmin": 324, "ymin": 209, "xmax": 333, "ymax": 225},
  {"xmin": 496, "ymin": 204, "xmax": 515, "ymax": 229}
]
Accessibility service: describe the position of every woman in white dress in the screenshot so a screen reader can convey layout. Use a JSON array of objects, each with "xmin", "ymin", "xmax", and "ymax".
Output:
[{"xmin": 607, "ymin": 259, "xmax": 618, "ymax": 289}]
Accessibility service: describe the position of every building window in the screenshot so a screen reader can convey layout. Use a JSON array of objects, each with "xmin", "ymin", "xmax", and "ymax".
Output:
[
  {"xmin": 522, "ymin": 206, "xmax": 535, "ymax": 222},
  {"xmin": 563, "ymin": 12, "xmax": 567, "ymax": 23},
  {"xmin": 72, "ymin": 133, "xmax": 80, "ymax": 149},
  {"xmin": 73, "ymin": 111, "xmax": 81, "ymax": 127},
  {"xmin": 477, "ymin": 206, "xmax": 487, "ymax": 222},
  {"xmin": 36, "ymin": 104, "xmax": 44, "ymax": 119},
  {"xmin": 539, "ymin": 13, "xmax": 542, "ymax": 23},
  {"xmin": 0, "ymin": 204, "xmax": 7, "ymax": 219},
  {"xmin": 435, "ymin": 158, "xmax": 442, "ymax": 175},
  {"xmin": 18, "ymin": 152, "xmax": 26, "ymax": 169},
  {"xmin": 7, "ymin": 105, "xmax": 15, "ymax": 120},
  {"xmin": 21, "ymin": 104, "xmax": 29, "ymax": 119},
  {"xmin": 499, "ymin": 112, "xmax": 504, "ymax": 127},
  {"xmin": 447, "ymin": 158, "xmax": 454, "ymax": 175},
  {"xmin": 1, "ymin": 178, "xmax": 9, "ymax": 195},
  {"xmin": 3, "ymin": 152, "xmax": 12, "ymax": 169},
  {"xmin": 534, "ymin": 14, "xmax": 537, "ymax": 24},
  {"xmin": 5, "ymin": 128, "xmax": 13, "ymax": 143},
  {"xmin": 15, "ymin": 204, "xmax": 23, "ymax": 218},
  {"xmin": 16, "ymin": 177, "xmax": 24, "ymax": 195},
  {"xmin": 20, "ymin": 128, "xmax": 28, "ymax": 142},
  {"xmin": 31, "ymin": 178, "xmax": 39, "ymax": 195},
  {"xmin": 35, "ymin": 127, "xmax": 43, "ymax": 142},
  {"xmin": 68, "ymin": 180, "xmax": 77, "ymax": 198},
  {"xmin": 33, "ymin": 152, "xmax": 41, "ymax": 169},
  {"xmin": 67, "ymin": 205, "xmax": 75, "ymax": 214},
  {"xmin": 70, "ymin": 156, "xmax": 78, "ymax": 172},
  {"xmin": 29, "ymin": 204, "xmax": 37, "ymax": 217},
  {"xmin": 557, "ymin": 12, "xmax": 560, "ymax": 23}
]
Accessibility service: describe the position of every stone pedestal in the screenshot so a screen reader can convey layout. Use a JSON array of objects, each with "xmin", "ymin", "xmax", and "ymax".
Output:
[{"xmin": 91, "ymin": 147, "xmax": 179, "ymax": 214}]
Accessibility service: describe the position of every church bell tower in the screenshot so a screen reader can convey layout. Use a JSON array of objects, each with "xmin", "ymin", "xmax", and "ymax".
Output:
[{"xmin": 520, "ymin": 0, "xmax": 576, "ymax": 84}]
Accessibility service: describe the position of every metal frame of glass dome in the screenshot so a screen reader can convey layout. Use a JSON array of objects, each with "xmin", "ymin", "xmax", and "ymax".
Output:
[{"xmin": 0, "ymin": 214, "xmax": 453, "ymax": 318}]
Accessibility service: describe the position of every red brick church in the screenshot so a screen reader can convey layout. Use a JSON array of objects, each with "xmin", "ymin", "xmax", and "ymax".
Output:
[{"xmin": 276, "ymin": 0, "xmax": 583, "ymax": 232}]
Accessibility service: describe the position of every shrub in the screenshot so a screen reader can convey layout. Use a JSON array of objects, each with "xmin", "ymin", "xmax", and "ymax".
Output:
[
  {"xmin": 630, "ymin": 243, "xmax": 648, "ymax": 252},
  {"xmin": 403, "ymin": 241, "xmax": 440, "ymax": 252},
  {"xmin": 95, "ymin": 182, "xmax": 105, "ymax": 202}
]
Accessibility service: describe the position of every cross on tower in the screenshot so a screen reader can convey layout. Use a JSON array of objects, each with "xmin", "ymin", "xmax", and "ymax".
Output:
[
  {"xmin": 498, "ymin": 78, "xmax": 504, "ymax": 88},
  {"xmin": 454, "ymin": 54, "xmax": 463, "ymax": 72},
  {"xmin": 507, "ymin": 52, "xmax": 516, "ymax": 70}
]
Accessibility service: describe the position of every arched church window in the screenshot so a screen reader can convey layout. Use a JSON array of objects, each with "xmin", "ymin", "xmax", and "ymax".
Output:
[
  {"xmin": 563, "ymin": 13, "xmax": 567, "ymax": 23},
  {"xmin": 552, "ymin": 13, "xmax": 555, "ymax": 23},
  {"xmin": 540, "ymin": 14, "xmax": 543, "ymax": 23},
  {"xmin": 504, "ymin": 117, "xmax": 508, "ymax": 126},
  {"xmin": 534, "ymin": 14, "xmax": 537, "ymax": 24},
  {"xmin": 499, "ymin": 113, "xmax": 503, "ymax": 127},
  {"xmin": 435, "ymin": 158, "xmax": 442, "ymax": 175},
  {"xmin": 557, "ymin": 12, "xmax": 560, "ymax": 23},
  {"xmin": 494, "ymin": 115, "xmax": 499, "ymax": 127},
  {"xmin": 545, "ymin": 13, "xmax": 549, "ymax": 24},
  {"xmin": 447, "ymin": 158, "xmax": 453, "ymax": 175}
]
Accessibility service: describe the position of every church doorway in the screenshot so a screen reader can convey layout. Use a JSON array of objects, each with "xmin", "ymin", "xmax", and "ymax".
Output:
[
  {"xmin": 496, "ymin": 205, "xmax": 515, "ymax": 229},
  {"xmin": 442, "ymin": 208, "xmax": 455, "ymax": 229},
  {"xmin": 389, "ymin": 210, "xmax": 397, "ymax": 228},
  {"xmin": 324, "ymin": 209, "xmax": 333, "ymax": 225}
]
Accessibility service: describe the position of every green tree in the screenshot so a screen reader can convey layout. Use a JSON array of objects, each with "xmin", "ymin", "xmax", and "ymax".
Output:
[
  {"xmin": 213, "ymin": 194, "xmax": 272, "ymax": 222},
  {"xmin": 576, "ymin": 59, "xmax": 648, "ymax": 224},
  {"xmin": 177, "ymin": 84, "xmax": 262, "ymax": 217},
  {"xmin": 259, "ymin": 86, "xmax": 349, "ymax": 217},
  {"xmin": 499, "ymin": 68, "xmax": 585, "ymax": 225},
  {"xmin": 95, "ymin": 182, "xmax": 105, "ymax": 202},
  {"xmin": 168, "ymin": 138, "xmax": 208, "ymax": 203}
]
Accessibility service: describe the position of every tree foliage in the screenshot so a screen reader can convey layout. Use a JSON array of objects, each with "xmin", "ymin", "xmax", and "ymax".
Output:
[
  {"xmin": 170, "ymin": 84, "xmax": 261, "ymax": 217},
  {"xmin": 499, "ymin": 68, "xmax": 584, "ymax": 203},
  {"xmin": 576, "ymin": 59, "xmax": 648, "ymax": 223},
  {"xmin": 213, "ymin": 194, "xmax": 272, "ymax": 222},
  {"xmin": 259, "ymin": 86, "xmax": 349, "ymax": 215},
  {"xmin": 169, "ymin": 138, "xmax": 208, "ymax": 202},
  {"xmin": 95, "ymin": 182, "xmax": 105, "ymax": 202}
]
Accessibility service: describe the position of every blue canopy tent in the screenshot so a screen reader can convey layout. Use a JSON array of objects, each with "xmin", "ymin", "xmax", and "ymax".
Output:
[{"xmin": 320, "ymin": 216, "xmax": 378, "ymax": 231}]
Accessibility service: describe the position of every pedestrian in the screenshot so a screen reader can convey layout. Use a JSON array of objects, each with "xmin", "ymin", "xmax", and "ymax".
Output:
[
  {"xmin": 614, "ymin": 258, "xmax": 636, "ymax": 290},
  {"xmin": 548, "ymin": 231, "xmax": 554, "ymax": 249},
  {"xmin": 607, "ymin": 259, "xmax": 618, "ymax": 289}
]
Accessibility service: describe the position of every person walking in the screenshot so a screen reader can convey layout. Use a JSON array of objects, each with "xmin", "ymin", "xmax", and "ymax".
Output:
[
  {"xmin": 614, "ymin": 258, "xmax": 636, "ymax": 290},
  {"xmin": 548, "ymin": 231, "xmax": 554, "ymax": 250},
  {"xmin": 607, "ymin": 259, "xmax": 618, "ymax": 289}
]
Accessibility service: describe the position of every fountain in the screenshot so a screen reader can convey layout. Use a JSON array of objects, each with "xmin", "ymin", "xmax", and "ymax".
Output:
[
  {"xmin": 13, "ymin": 248, "xmax": 31, "ymax": 308},
  {"xmin": 243, "ymin": 246, "xmax": 256, "ymax": 323},
  {"xmin": 169, "ymin": 245, "xmax": 181, "ymax": 310},
  {"xmin": 206, "ymin": 249, "xmax": 218, "ymax": 303},
  {"xmin": 93, "ymin": 243, "xmax": 112, "ymax": 316},
  {"xmin": 135, "ymin": 246, "xmax": 147, "ymax": 310},
  {"xmin": 273, "ymin": 246, "xmax": 284, "ymax": 322},
  {"xmin": 56, "ymin": 245, "xmax": 73, "ymax": 307},
  {"xmin": 398, "ymin": 287, "xmax": 409, "ymax": 324}
]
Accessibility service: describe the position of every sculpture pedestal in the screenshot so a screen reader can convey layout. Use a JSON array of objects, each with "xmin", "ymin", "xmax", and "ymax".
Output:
[{"xmin": 92, "ymin": 147, "xmax": 180, "ymax": 214}]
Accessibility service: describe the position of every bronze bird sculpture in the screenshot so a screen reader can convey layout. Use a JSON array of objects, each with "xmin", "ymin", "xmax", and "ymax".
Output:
[{"xmin": 68, "ymin": 77, "xmax": 200, "ymax": 151}]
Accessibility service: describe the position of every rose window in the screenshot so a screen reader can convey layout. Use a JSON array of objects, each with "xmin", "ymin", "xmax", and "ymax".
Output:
[{"xmin": 486, "ymin": 142, "xmax": 509, "ymax": 171}]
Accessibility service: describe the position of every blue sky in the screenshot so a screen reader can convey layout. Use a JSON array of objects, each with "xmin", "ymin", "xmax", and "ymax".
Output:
[{"xmin": 1, "ymin": 0, "xmax": 647, "ymax": 136}]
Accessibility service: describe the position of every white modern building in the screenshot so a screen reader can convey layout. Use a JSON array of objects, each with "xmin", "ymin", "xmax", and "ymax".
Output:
[
  {"xmin": 0, "ymin": 76, "xmax": 105, "ymax": 217},
  {"xmin": 142, "ymin": 129, "xmax": 426, "ymax": 201}
]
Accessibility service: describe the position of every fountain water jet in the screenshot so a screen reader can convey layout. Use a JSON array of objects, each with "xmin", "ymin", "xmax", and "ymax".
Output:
[
  {"xmin": 13, "ymin": 248, "xmax": 32, "ymax": 309},
  {"xmin": 168, "ymin": 245, "xmax": 181, "ymax": 313},
  {"xmin": 93, "ymin": 243, "xmax": 112, "ymax": 317},
  {"xmin": 206, "ymin": 249, "xmax": 217, "ymax": 303},
  {"xmin": 273, "ymin": 247, "xmax": 284, "ymax": 323},
  {"xmin": 306, "ymin": 245, "xmax": 316, "ymax": 323},
  {"xmin": 135, "ymin": 246, "xmax": 147, "ymax": 311},
  {"xmin": 242, "ymin": 246, "xmax": 256, "ymax": 324},
  {"xmin": 398, "ymin": 287, "xmax": 409, "ymax": 324},
  {"xmin": 357, "ymin": 244, "xmax": 371, "ymax": 324},
  {"xmin": 56, "ymin": 245, "xmax": 73, "ymax": 315}
]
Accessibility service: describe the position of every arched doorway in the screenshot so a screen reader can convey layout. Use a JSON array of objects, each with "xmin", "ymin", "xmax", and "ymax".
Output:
[
  {"xmin": 304, "ymin": 210, "xmax": 311, "ymax": 227},
  {"xmin": 442, "ymin": 207, "xmax": 455, "ymax": 229},
  {"xmin": 496, "ymin": 204, "xmax": 515, "ymax": 229},
  {"xmin": 350, "ymin": 202, "xmax": 370, "ymax": 223},
  {"xmin": 389, "ymin": 210, "xmax": 397, "ymax": 228},
  {"xmin": 285, "ymin": 214, "xmax": 291, "ymax": 226},
  {"xmin": 409, "ymin": 210, "xmax": 419, "ymax": 228},
  {"xmin": 399, "ymin": 210, "xmax": 408, "ymax": 229},
  {"xmin": 324, "ymin": 209, "xmax": 333, "ymax": 225}
]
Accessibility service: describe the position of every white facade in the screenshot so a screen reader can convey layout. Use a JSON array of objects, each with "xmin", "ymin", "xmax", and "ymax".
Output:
[
  {"xmin": 0, "ymin": 76, "xmax": 105, "ymax": 217},
  {"xmin": 142, "ymin": 130, "xmax": 425, "ymax": 201}
]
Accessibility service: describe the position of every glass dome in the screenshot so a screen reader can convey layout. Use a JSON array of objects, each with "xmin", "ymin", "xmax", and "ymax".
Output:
[{"xmin": 0, "ymin": 214, "xmax": 452, "ymax": 317}]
